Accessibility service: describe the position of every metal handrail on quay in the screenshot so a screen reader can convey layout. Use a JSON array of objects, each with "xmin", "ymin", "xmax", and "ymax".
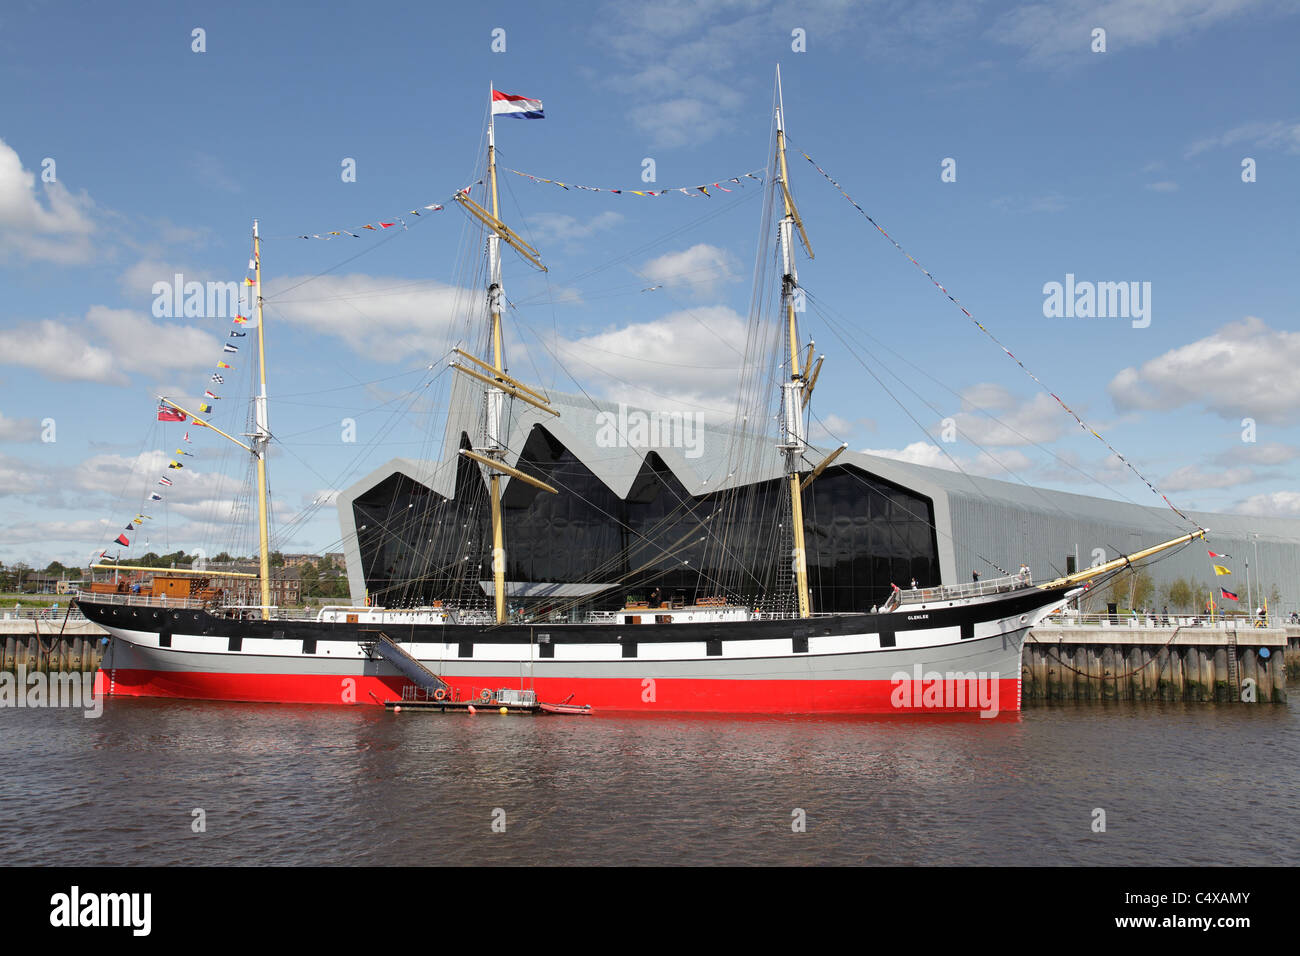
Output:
[
  {"xmin": 895, "ymin": 572, "xmax": 1032, "ymax": 605},
  {"xmin": 1043, "ymin": 611, "xmax": 1281, "ymax": 629}
]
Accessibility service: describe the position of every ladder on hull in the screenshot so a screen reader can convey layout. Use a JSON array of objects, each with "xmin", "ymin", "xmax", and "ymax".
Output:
[{"xmin": 359, "ymin": 631, "xmax": 451, "ymax": 697}]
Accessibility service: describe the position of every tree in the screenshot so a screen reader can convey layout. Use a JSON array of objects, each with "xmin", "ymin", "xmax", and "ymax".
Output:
[
  {"xmin": 1165, "ymin": 577, "xmax": 1194, "ymax": 611},
  {"xmin": 1129, "ymin": 569, "xmax": 1155, "ymax": 609},
  {"xmin": 300, "ymin": 561, "xmax": 320, "ymax": 598},
  {"xmin": 269, "ymin": 551, "xmax": 285, "ymax": 568}
]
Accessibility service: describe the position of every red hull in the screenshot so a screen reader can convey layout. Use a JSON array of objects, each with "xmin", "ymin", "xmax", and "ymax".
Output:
[{"xmin": 99, "ymin": 667, "xmax": 1021, "ymax": 715}]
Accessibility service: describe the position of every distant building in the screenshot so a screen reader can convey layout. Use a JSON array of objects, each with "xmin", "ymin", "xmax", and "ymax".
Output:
[{"xmin": 335, "ymin": 382, "xmax": 1300, "ymax": 618}]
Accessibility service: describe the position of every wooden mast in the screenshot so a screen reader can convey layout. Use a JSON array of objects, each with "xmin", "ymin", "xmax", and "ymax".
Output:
[
  {"xmin": 775, "ymin": 66, "xmax": 814, "ymax": 619},
  {"xmin": 160, "ymin": 222, "xmax": 273, "ymax": 616},
  {"xmin": 446, "ymin": 88, "xmax": 562, "ymax": 621},
  {"xmin": 252, "ymin": 219, "xmax": 273, "ymax": 618},
  {"xmin": 449, "ymin": 84, "xmax": 558, "ymax": 624},
  {"xmin": 486, "ymin": 87, "xmax": 509, "ymax": 624}
]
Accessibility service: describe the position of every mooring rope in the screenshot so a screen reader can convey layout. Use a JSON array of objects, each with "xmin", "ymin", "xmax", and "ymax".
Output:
[
  {"xmin": 796, "ymin": 147, "xmax": 1194, "ymax": 525},
  {"xmin": 1035, "ymin": 624, "xmax": 1191, "ymax": 683}
]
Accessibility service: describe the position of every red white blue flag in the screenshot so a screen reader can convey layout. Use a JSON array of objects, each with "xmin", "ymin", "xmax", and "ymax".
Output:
[{"xmin": 492, "ymin": 90, "xmax": 544, "ymax": 119}]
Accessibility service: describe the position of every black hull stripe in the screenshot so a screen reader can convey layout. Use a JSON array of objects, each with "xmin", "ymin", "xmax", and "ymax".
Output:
[{"xmin": 77, "ymin": 587, "xmax": 1068, "ymax": 647}]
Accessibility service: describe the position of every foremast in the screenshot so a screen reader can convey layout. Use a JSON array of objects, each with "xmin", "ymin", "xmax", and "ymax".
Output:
[
  {"xmin": 450, "ymin": 85, "xmax": 558, "ymax": 624},
  {"xmin": 154, "ymin": 220, "xmax": 274, "ymax": 618}
]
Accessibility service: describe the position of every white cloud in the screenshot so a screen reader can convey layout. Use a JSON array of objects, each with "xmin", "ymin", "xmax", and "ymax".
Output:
[
  {"xmin": 862, "ymin": 442, "xmax": 954, "ymax": 468},
  {"xmin": 1160, "ymin": 464, "xmax": 1255, "ymax": 492},
  {"xmin": 265, "ymin": 273, "xmax": 467, "ymax": 361},
  {"xmin": 1214, "ymin": 442, "xmax": 1299, "ymax": 466},
  {"xmin": 640, "ymin": 243, "xmax": 739, "ymax": 298},
  {"xmin": 0, "ymin": 137, "xmax": 96, "ymax": 263},
  {"xmin": 119, "ymin": 259, "xmax": 202, "ymax": 297},
  {"xmin": 73, "ymin": 450, "xmax": 238, "ymax": 505},
  {"xmin": 558, "ymin": 306, "xmax": 753, "ymax": 419},
  {"xmin": 1232, "ymin": 490, "xmax": 1300, "ymax": 517},
  {"xmin": 594, "ymin": 0, "xmax": 869, "ymax": 146},
  {"xmin": 0, "ymin": 412, "xmax": 39, "ymax": 442},
  {"xmin": 1186, "ymin": 119, "xmax": 1300, "ymax": 158},
  {"xmin": 946, "ymin": 386, "xmax": 1072, "ymax": 446},
  {"xmin": 0, "ymin": 307, "xmax": 222, "ymax": 386},
  {"xmin": 0, "ymin": 452, "xmax": 49, "ymax": 495},
  {"xmin": 0, "ymin": 318, "xmax": 119, "ymax": 384},
  {"xmin": 858, "ymin": 441, "xmax": 1032, "ymax": 478},
  {"xmin": 2, "ymin": 518, "xmax": 116, "ymax": 547},
  {"xmin": 993, "ymin": 0, "xmax": 1274, "ymax": 66},
  {"xmin": 1108, "ymin": 317, "xmax": 1300, "ymax": 424},
  {"xmin": 525, "ymin": 210, "xmax": 623, "ymax": 242}
]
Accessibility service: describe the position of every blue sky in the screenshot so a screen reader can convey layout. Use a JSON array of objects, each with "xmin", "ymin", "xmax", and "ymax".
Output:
[{"xmin": 1, "ymin": 0, "xmax": 1298, "ymax": 569}]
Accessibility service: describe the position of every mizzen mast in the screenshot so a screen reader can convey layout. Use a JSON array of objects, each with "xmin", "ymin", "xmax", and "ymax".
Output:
[
  {"xmin": 251, "ymin": 219, "xmax": 273, "ymax": 619},
  {"xmin": 774, "ymin": 66, "xmax": 816, "ymax": 619}
]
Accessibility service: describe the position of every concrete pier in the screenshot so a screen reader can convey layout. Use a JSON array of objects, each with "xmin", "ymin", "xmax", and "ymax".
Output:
[
  {"xmin": 1024, "ymin": 623, "xmax": 1289, "ymax": 704},
  {"xmin": 0, "ymin": 617, "xmax": 107, "ymax": 674}
]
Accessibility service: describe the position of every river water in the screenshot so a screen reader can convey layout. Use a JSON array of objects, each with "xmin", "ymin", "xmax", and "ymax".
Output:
[{"xmin": 1, "ymin": 695, "xmax": 1295, "ymax": 866}]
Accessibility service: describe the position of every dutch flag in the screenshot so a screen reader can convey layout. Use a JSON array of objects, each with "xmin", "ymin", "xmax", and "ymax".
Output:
[{"xmin": 492, "ymin": 89, "xmax": 544, "ymax": 120}]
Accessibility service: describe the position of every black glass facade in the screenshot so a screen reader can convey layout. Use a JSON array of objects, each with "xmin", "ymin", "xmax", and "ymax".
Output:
[{"xmin": 351, "ymin": 425, "xmax": 940, "ymax": 613}]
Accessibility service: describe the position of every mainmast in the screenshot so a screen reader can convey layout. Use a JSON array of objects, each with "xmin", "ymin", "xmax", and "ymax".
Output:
[
  {"xmin": 251, "ymin": 219, "xmax": 273, "ymax": 618},
  {"xmin": 450, "ymin": 85, "xmax": 557, "ymax": 625}
]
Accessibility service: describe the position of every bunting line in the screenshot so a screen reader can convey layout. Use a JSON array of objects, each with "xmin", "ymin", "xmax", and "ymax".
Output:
[
  {"xmin": 502, "ymin": 166, "xmax": 765, "ymax": 198},
  {"xmin": 797, "ymin": 147, "xmax": 1194, "ymax": 525},
  {"xmin": 279, "ymin": 183, "xmax": 486, "ymax": 240}
]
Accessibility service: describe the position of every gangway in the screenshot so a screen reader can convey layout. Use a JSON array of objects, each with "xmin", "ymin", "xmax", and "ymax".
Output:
[{"xmin": 359, "ymin": 631, "xmax": 451, "ymax": 697}]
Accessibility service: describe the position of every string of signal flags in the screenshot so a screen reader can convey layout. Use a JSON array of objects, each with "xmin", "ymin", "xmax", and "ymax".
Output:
[{"xmin": 277, "ymin": 164, "xmax": 767, "ymax": 241}]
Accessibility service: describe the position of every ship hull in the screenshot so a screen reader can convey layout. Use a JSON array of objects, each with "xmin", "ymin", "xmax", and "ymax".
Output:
[{"xmin": 79, "ymin": 586, "xmax": 1069, "ymax": 715}]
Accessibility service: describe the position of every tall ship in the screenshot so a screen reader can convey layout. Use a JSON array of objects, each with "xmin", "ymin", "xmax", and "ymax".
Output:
[{"xmin": 76, "ymin": 75, "xmax": 1204, "ymax": 715}]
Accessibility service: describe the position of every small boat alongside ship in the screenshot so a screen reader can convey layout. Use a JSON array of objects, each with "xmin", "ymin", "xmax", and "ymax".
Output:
[{"xmin": 76, "ymin": 73, "xmax": 1204, "ymax": 715}]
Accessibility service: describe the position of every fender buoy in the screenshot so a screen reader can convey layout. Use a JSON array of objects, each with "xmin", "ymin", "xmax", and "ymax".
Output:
[
  {"xmin": 433, "ymin": 687, "xmax": 447, "ymax": 701},
  {"xmin": 480, "ymin": 689, "xmax": 492, "ymax": 703}
]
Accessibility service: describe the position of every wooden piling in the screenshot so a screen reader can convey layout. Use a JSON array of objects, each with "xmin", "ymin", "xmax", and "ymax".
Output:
[{"xmin": 1243, "ymin": 650, "xmax": 1261, "ymax": 702}]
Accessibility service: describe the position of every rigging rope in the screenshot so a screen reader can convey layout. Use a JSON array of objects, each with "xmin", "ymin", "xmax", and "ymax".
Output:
[{"xmin": 796, "ymin": 147, "xmax": 1195, "ymax": 526}]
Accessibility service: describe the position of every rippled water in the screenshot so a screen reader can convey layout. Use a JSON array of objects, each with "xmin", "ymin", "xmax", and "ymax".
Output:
[{"xmin": 1, "ymin": 695, "xmax": 1295, "ymax": 866}]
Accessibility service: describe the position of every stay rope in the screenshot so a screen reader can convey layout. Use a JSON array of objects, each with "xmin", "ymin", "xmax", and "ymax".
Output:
[{"xmin": 796, "ymin": 147, "xmax": 1195, "ymax": 526}]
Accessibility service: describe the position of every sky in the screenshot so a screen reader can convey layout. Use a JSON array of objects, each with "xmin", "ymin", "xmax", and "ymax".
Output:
[{"xmin": 1, "ymin": 0, "xmax": 1298, "ymax": 570}]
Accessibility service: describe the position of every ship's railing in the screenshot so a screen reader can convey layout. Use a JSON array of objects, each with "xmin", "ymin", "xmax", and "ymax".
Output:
[
  {"xmin": 73, "ymin": 591, "xmax": 207, "ymax": 610},
  {"xmin": 896, "ymin": 572, "xmax": 1031, "ymax": 605},
  {"xmin": 71, "ymin": 590, "xmax": 331, "ymax": 619}
]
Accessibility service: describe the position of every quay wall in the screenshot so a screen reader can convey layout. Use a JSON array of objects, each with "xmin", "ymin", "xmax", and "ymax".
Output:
[{"xmin": 1023, "ymin": 625, "xmax": 1291, "ymax": 704}]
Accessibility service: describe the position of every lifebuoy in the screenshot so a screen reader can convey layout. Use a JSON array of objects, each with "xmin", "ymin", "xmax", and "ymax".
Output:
[
  {"xmin": 480, "ymin": 689, "xmax": 492, "ymax": 702},
  {"xmin": 433, "ymin": 687, "xmax": 447, "ymax": 701}
]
